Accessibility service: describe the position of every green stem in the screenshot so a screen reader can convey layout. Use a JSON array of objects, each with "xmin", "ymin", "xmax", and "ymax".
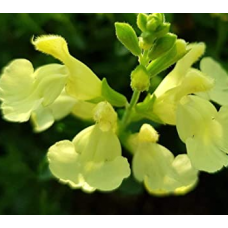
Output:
[{"xmin": 120, "ymin": 90, "xmax": 141, "ymax": 131}]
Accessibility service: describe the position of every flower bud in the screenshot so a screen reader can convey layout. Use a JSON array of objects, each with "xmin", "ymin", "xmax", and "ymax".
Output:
[
  {"xmin": 115, "ymin": 22, "xmax": 141, "ymax": 56},
  {"xmin": 139, "ymin": 31, "xmax": 156, "ymax": 50},
  {"xmin": 147, "ymin": 13, "xmax": 164, "ymax": 31},
  {"xmin": 130, "ymin": 65, "xmax": 150, "ymax": 92},
  {"xmin": 147, "ymin": 17, "xmax": 160, "ymax": 31},
  {"xmin": 148, "ymin": 33, "xmax": 177, "ymax": 60},
  {"xmin": 154, "ymin": 23, "xmax": 170, "ymax": 38},
  {"xmin": 137, "ymin": 13, "xmax": 148, "ymax": 32},
  {"xmin": 149, "ymin": 13, "xmax": 164, "ymax": 23}
]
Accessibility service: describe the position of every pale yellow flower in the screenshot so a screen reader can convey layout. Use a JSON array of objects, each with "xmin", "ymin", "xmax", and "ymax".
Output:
[
  {"xmin": 47, "ymin": 102, "xmax": 131, "ymax": 192},
  {"xmin": 129, "ymin": 124, "xmax": 198, "ymax": 195},
  {"xmin": 151, "ymin": 43, "xmax": 214, "ymax": 125},
  {"xmin": 152, "ymin": 68, "xmax": 214, "ymax": 124},
  {"xmin": 176, "ymin": 95, "xmax": 228, "ymax": 172},
  {"xmin": 0, "ymin": 59, "xmax": 69, "ymax": 125}
]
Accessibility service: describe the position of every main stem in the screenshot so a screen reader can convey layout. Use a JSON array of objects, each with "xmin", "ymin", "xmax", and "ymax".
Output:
[
  {"xmin": 119, "ymin": 50, "xmax": 148, "ymax": 133},
  {"xmin": 120, "ymin": 90, "xmax": 140, "ymax": 131}
]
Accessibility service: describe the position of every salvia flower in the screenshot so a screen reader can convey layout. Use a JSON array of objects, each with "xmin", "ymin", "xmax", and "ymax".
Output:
[
  {"xmin": 0, "ymin": 59, "xmax": 75, "ymax": 131},
  {"xmin": 129, "ymin": 124, "xmax": 198, "ymax": 196},
  {"xmin": 176, "ymin": 95, "xmax": 228, "ymax": 173},
  {"xmin": 151, "ymin": 43, "xmax": 214, "ymax": 125},
  {"xmin": 1, "ymin": 14, "xmax": 227, "ymax": 196},
  {"xmin": 47, "ymin": 101, "xmax": 131, "ymax": 192},
  {"xmin": 154, "ymin": 42, "xmax": 206, "ymax": 98},
  {"xmin": 152, "ymin": 68, "xmax": 214, "ymax": 124}
]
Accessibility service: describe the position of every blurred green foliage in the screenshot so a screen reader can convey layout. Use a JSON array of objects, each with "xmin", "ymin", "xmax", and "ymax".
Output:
[{"xmin": 1, "ymin": 13, "xmax": 228, "ymax": 215}]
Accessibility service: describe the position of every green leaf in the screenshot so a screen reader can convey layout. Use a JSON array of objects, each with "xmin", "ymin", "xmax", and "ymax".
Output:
[
  {"xmin": 115, "ymin": 22, "xmax": 141, "ymax": 56},
  {"xmin": 101, "ymin": 78, "xmax": 128, "ymax": 107}
]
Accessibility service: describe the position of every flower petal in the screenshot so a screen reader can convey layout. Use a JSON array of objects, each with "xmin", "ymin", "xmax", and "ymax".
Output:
[
  {"xmin": 33, "ymin": 64, "xmax": 68, "ymax": 106},
  {"xmin": 48, "ymin": 89, "xmax": 76, "ymax": 120},
  {"xmin": 176, "ymin": 95, "xmax": 217, "ymax": 142},
  {"xmin": 153, "ymin": 68, "xmax": 213, "ymax": 125},
  {"xmin": 73, "ymin": 125, "xmax": 121, "ymax": 162},
  {"xmin": 31, "ymin": 106, "xmax": 54, "ymax": 132},
  {"xmin": 65, "ymin": 57, "xmax": 102, "ymax": 101},
  {"xmin": 154, "ymin": 43, "xmax": 205, "ymax": 98},
  {"xmin": 133, "ymin": 143, "xmax": 175, "ymax": 190},
  {"xmin": 47, "ymin": 140, "xmax": 82, "ymax": 186},
  {"xmin": 71, "ymin": 100, "xmax": 96, "ymax": 120},
  {"xmin": 200, "ymin": 57, "xmax": 228, "ymax": 106},
  {"xmin": 176, "ymin": 95, "xmax": 228, "ymax": 172},
  {"xmin": 186, "ymin": 136, "xmax": 228, "ymax": 173},
  {"xmin": 84, "ymin": 156, "xmax": 131, "ymax": 191},
  {"xmin": 172, "ymin": 154, "xmax": 198, "ymax": 186},
  {"xmin": 31, "ymin": 90, "xmax": 76, "ymax": 132},
  {"xmin": 0, "ymin": 59, "xmax": 41, "ymax": 122},
  {"xmin": 0, "ymin": 59, "xmax": 34, "ymax": 101}
]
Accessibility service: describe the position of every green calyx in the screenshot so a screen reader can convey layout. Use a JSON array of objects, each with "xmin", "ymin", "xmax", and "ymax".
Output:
[
  {"xmin": 131, "ymin": 65, "xmax": 150, "ymax": 92},
  {"xmin": 148, "ymin": 33, "xmax": 177, "ymax": 60}
]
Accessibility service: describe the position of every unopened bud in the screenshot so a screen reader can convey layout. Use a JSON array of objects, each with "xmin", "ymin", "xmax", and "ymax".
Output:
[
  {"xmin": 147, "ymin": 13, "xmax": 164, "ymax": 31},
  {"xmin": 150, "ymin": 13, "xmax": 164, "ymax": 22},
  {"xmin": 137, "ymin": 13, "xmax": 148, "ymax": 32},
  {"xmin": 147, "ymin": 17, "xmax": 160, "ymax": 31},
  {"xmin": 148, "ymin": 33, "xmax": 177, "ymax": 60},
  {"xmin": 154, "ymin": 23, "xmax": 170, "ymax": 38},
  {"xmin": 139, "ymin": 32, "xmax": 156, "ymax": 50},
  {"xmin": 131, "ymin": 65, "xmax": 150, "ymax": 92},
  {"xmin": 115, "ymin": 22, "xmax": 141, "ymax": 56}
]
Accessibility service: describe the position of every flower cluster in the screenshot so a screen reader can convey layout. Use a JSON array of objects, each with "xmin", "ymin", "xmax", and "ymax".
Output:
[{"xmin": 1, "ymin": 13, "xmax": 228, "ymax": 195}]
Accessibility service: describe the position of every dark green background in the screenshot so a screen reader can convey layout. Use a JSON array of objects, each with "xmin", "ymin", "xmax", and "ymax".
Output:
[{"xmin": 0, "ymin": 13, "xmax": 228, "ymax": 215}]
